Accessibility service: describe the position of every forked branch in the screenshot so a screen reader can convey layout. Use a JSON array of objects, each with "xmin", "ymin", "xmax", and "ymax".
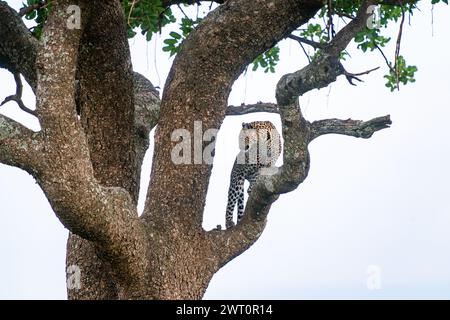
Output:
[
  {"xmin": 0, "ymin": 73, "xmax": 37, "ymax": 116},
  {"xmin": 214, "ymin": 0, "xmax": 394, "ymax": 265}
]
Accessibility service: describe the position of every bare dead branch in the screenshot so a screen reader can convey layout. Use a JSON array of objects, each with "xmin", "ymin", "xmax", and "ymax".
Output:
[
  {"xmin": 226, "ymin": 102, "xmax": 279, "ymax": 115},
  {"xmin": 287, "ymin": 34, "xmax": 324, "ymax": 50},
  {"xmin": 344, "ymin": 66, "xmax": 380, "ymax": 85},
  {"xmin": 0, "ymin": 114, "xmax": 42, "ymax": 173},
  {"xmin": 310, "ymin": 115, "xmax": 392, "ymax": 141},
  {"xmin": 0, "ymin": 73, "xmax": 37, "ymax": 116}
]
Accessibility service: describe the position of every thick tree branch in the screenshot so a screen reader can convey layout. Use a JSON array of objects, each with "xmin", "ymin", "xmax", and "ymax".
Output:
[
  {"xmin": 323, "ymin": 0, "xmax": 378, "ymax": 56},
  {"xmin": 276, "ymin": 0, "xmax": 377, "ymax": 106},
  {"xmin": 0, "ymin": 1, "xmax": 38, "ymax": 90},
  {"xmin": 133, "ymin": 72, "xmax": 160, "ymax": 182},
  {"xmin": 76, "ymin": 1, "xmax": 140, "ymax": 204},
  {"xmin": 310, "ymin": 115, "xmax": 392, "ymax": 141},
  {"xmin": 226, "ymin": 102, "xmax": 278, "ymax": 116},
  {"xmin": 68, "ymin": 30, "xmax": 160, "ymax": 301},
  {"xmin": 0, "ymin": 114, "xmax": 42, "ymax": 173},
  {"xmin": 34, "ymin": 0, "xmax": 149, "ymax": 297}
]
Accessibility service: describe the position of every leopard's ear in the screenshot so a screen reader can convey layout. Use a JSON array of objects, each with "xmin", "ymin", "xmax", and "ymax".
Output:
[{"xmin": 242, "ymin": 122, "xmax": 248, "ymax": 129}]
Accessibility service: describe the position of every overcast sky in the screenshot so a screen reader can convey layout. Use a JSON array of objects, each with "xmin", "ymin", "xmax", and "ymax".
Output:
[{"xmin": 1, "ymin": 1, "xmax": 450, "ymax": 299}]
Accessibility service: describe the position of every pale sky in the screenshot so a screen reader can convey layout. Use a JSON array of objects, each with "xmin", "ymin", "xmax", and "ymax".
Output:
[{"xmin": 1, "ymin": 1, "xmax": 450, "ymax": 299}]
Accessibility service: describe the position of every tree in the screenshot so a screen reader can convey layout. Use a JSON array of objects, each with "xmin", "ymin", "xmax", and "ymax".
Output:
[{"xmin": 0, "ymin": 0, "xmax": 445, "ymax": 299}]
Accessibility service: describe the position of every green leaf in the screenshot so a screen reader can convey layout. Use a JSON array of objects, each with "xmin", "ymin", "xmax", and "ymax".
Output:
[
  {"xmin": 169, "ymin": 31, "xmax": 182, "ymax": 39},
  {"xmin": 163, "ymin": 38, "xmax": 178, "ymax": 45}
]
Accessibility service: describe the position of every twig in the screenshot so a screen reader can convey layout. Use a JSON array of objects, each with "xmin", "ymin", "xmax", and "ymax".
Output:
[
  {"xmin": 375, "ymin": 44, "xmax": 396, "ymax": 73},
  {"xmin": 18, "ymin": 0, "xmax": 47, "ymax": 17},
  {"xmin": 287, "ymin": 34, "xmax": 324, "ymax": 50},
  {"xmin": 327, "ymin": 0, "xmax": 335, "ymax": 40},
  {"xmin": 299, "ymin": 41, "xmax": 312, "ymax": 63},
  {"xmin": 177, "ymin": 4, "xmax": 190, "ymax": 19},
  {"xmin": 336, "ymin": 12, "xmax": 356, "ymax": 20},
  {"xmin": 0, "ymin": 73, "xmax": 37, "ymax": 116},
  {"xmin": 344, "ymin": 66, "xmax": 380, "ymax": 85},
  {"xmin": 127, "ymin": 0, "xmax": 139, "ymax": 27},
  {"xmin": 393, "ymin": 6, "xmax": 406, "ymax": 89}
]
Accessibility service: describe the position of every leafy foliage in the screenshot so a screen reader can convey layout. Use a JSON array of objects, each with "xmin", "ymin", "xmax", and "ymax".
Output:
[
  {"xmin": 384, "ymin": 56, "xmax": 418, "ymax": 91},
  {"xmin": 122, "ymin": 0, "xmax": 176, "ymax": 41},
  {"xmin": 299, "ymin": 23, "xmax": 329, "ymax": 45},
  {"xmin": 293, "ymin": 0, "xmax": 445, "ymax": 90},
  {"xmin": 21, "ymin": 0, "xmax": 52, "ymax": 39},
  {"xmin": 252, "ymin": 46, "xmax": 280, "ymax": 73},
  {"xmin": 162, "ymin": 17, "xmax": 202, "ymax": 56},
  {"xmin": 18, "ymin": 0, "xmax": 448, "ymax": 87}
]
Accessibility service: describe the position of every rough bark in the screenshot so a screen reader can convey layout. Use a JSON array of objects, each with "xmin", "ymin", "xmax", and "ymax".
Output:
[
  {"xmin": 0, "ymin": 114, "xmax": 42, "ymax": 173},
  {"xmin": 69, "ymin": 2, "xmax": 137, "ymax": 299},
  {"xmin": 0, "ymin": 1, "xmax": 38, "ymax": 90}
]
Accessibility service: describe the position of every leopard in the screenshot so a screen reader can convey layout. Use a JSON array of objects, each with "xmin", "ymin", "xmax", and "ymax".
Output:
[{"xmin": 225, "ymin": 121, "xmax": 281, "ymax": 229}]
